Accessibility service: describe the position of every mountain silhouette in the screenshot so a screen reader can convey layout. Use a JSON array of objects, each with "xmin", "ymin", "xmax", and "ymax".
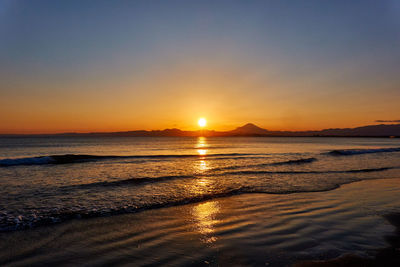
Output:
[
  {"xmin": 2, "ymin": 123, "xmax": 400, "ymax": 137},
  {"xmin": 229, "ymin": 123, "xmax": 269, "ymax": 135}
]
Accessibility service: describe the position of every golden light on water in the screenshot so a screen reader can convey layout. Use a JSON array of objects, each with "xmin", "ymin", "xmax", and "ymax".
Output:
[
  {"xmin": 198, "ymin": 160, "xmax": 208, "ymax": 172},
  {"xmin": 196, "ymin": 137, "xmax": 208, "ymax": 156},
  {"xmin": 192, "ymin": 201, "xmax": 220, "ymax": 243},
  {"xmin": 197, "ymin": 149, "xmax": 207, "ymax": 156},
  {"xmin": 196, "ymin": 137, "xmax": 206, "ymax": 148},
  {"xmin": 189, "ymin": 136, "xmax": 218, "ymax": 243},
  {"xmin": 198, "ymin": 118, "xmax": 207, "ymax": 128}
]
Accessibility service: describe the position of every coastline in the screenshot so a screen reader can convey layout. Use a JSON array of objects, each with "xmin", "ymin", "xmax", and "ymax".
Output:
[
  {"xmin": 1, "ymin": 178, "xmax": 400, "ymax": 266},
  {"xmin": 296, "ymin": 213, "xmax": 400, "ymax": 266}
]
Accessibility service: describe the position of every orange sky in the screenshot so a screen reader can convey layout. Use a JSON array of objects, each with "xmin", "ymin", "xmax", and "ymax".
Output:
[
  {"xmin": 1, "ymin": 1, "xmax": 399, "ymax": 134},
  {"xmin": 1, "ymin": 57, "xmax": 400, "ymax": 134}
]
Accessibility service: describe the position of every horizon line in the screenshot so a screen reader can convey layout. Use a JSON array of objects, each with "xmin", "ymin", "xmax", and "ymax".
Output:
[{"xmin": 1, "ymin": 122, "xmax": 400, "ymax": 136}]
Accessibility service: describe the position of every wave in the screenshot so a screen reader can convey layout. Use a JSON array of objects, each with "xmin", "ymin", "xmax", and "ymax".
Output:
[
  {"xmin": 0, "ymin": 153, "xmax": 261, "ymax": 167},
  {"xmin": 0, "ymin": 156, "xmax": 55, "ymax": 166},
  {"xmin": 224, "ymin": 167, "xmax": 393, "ymax": 175},
  {"xmin": 62, "ymin": 166, "xmax": 395, "ymax": 191},
  {"xmin": 0, "ymin": 187, "xmax": 248, "ymax": 232},
  {"xmin": 270, "ymin": 157, "xmax": 317, "ymax": 165},
  {"xmin": 65, "ymin": 175, "xmax": 196, "ymax": 189},
  {"xmin": 328, "ymin": 147, "xmax": 400, "ymax": 156},
  {"xmin": 2, "ymin": 176, "xmax": 390, "ymax": 233},
  {"xmin": 211, "ymin": 157, "xmax": 317, "ymax": 171},
  {"xmin": 0, "ymin": 181, "xmax": 359, "ymax": 232}
]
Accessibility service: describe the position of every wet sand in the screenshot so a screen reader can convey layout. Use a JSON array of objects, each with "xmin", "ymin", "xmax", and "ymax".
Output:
[
  {"xmin": 1, "ymin": 178, "xmax": 400, "ymax": 266},
  {"xmin": 296, "ymin": 213, "xmax": 400, "ymax": 266}
]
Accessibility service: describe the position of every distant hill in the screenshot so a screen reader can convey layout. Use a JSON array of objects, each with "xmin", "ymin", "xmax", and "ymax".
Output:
[
  {"xmin": 311, "ymin": 124, "xmax": 400, "ymax": 137},
  {"xmin": 2, "ymin": 123, "xmax": 400, "ymax": 137},
  {"xmin": 223, "ymin": 123, "xmax": 400, "ymax": 137},
  {"xmin": 228, "ymin": 123, "xmax": 270, "ymax": 135}
]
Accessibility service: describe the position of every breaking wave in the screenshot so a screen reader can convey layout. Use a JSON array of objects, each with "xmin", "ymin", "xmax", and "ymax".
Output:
[
  {"xmin": 328, "ymin": 147, "xmax": 400, "ymax": 156},
  {"xmin": 0, "ymin": 153, "xmax": 262, "ymax": 167},
  {"xmin": 211, "ymin": 157, "xmax": 317, "ymax": 171},
  {"xmin": 64, "ymin": 175, "xmax": 196, "ymax": 189},
  {"xmin": 0, "ymin": 182, "xmax": 361, "ymax": 232},
  {"xmin": 271, "ymin": 157, "xmax": 317, "ymax": 165},
  {"xmin": 224, "ymin": 167, "xmax": 394, "ymax": 175},
  {"xmin": 61, "ymin": 166, "xmax": 395, "ymax": 190}
]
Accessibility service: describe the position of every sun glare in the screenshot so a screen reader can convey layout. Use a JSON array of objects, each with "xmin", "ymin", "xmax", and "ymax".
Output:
[{"xmin": 198, "ymin": 118, "xmax": 207, "ymax": 128}]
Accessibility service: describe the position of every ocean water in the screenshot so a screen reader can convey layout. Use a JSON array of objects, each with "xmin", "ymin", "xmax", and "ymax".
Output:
[{"xmin": 1, "ymin": 136, "xmax": 400, "ymax": 232}]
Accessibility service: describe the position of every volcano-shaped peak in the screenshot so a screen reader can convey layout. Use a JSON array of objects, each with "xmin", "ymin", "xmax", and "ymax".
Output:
[{"xmin": 231, "ymin": 123, "xmax": 269, "ymax": 134}]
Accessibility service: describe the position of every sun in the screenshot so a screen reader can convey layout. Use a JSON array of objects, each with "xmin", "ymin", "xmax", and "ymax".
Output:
[{"xmin": 198, "ymin": 118, "xmax": 207, "ymax": 128}]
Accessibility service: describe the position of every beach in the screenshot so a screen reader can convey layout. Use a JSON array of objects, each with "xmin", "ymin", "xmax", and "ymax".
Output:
[{"xmin": 1, "ymin": 178, "xmax": 400, "ymax": 266}]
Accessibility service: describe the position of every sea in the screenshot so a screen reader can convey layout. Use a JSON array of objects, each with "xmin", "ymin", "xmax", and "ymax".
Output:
[
  {"xmin": 1, "ymin": 136, "xmax": 400, "ymax": 233},
  {"xmin": 2, "ymin": 137, "xmax": 400, "ymax": 265}
]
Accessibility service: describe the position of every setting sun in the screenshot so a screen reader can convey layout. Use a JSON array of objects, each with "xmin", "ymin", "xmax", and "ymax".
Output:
[{"xmin": 198, "ymin": 118, "xmax": 207, "ymax": 128}]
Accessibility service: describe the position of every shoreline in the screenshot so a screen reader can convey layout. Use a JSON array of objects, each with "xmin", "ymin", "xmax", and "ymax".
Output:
[
  {"xmin": 296, "ymin": 213, "xmax": 400, "ymax": 266},
  {"xmin": 1, "ymin": 178, "xmax": 400, "ymax": 266},
  {"xmin": 2, "ymin": 176, "xmax": 400, "ymax": 234}
]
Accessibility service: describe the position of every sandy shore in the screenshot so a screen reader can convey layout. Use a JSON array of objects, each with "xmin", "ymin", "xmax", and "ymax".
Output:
[
  {"xmin": 296, "ymin": 213, "xmax": 400, "ymax": 266},
  {"xmin": 1, "ymin": 178, "xmax": 400, "ymax": 266}
]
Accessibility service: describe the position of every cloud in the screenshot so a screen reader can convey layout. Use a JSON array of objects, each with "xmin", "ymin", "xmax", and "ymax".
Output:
[{"xmin": 375, "ymin": 120, "xmax": 400, "ymax": 123}]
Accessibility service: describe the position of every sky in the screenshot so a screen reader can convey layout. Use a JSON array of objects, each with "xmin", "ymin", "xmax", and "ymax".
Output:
[{"xmin": 0, "ymin": 0, "xmax": 400, "ymax": 133}]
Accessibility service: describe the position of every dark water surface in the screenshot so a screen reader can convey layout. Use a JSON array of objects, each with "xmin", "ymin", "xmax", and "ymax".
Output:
[
  {"xmin": 1, "ymin": 178, "xmax": 400, "ymax": 266},
  {"xmin": 1, "ymin": 137, "xmax": 400, "ymax": 266},
  {"xmin": 1, "ymin": 137, "xmax": 400, "ymax": 232}
]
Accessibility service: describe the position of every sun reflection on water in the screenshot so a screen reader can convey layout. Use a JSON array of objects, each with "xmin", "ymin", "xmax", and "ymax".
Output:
[
  {"xmin": 196, "ymin": 137, "xmax": 209, "ymax": 170},
  {"xmin": 196, "ymin": 137, "xmax": 207, "ymax": 148},
  {"xmin": 198, "ymin": 160, "xmax": 208, "ymax": 172},
  {"xmin": 197, "ymin": 149, "xmax": 207, "ymax": 156},
  {"xmin": 192, "ymin": 201, "xmax": 220, "ymax": 244},
  {"xmin": 196, "ymin": 137, "xmax": 208, "ymax": 156},
  {"xmin": 191, "ymin": 137, "xmax": 220, "ymax": 243}
]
